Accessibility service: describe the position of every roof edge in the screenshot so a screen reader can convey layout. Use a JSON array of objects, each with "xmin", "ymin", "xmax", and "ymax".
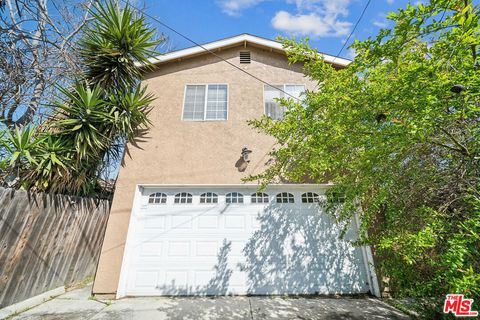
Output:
[{"xmin": 140, "ymin": 33, "xmax": 351, "ymax": 68}]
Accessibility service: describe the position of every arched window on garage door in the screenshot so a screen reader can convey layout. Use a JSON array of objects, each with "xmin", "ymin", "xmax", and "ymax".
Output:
[
  {"xmin": 251, "ymin": 192, "xmax": 269, "ymax": 204},
  {"xmin": 226, "ymin": 192, "xmax": 244, "ymax": 204},
  {"xmin": 276, "ymin": 192, "xmax": 295, "ymax": 203},
  {"xmin": 148, "ymin": 192, "xmax": 167, "ymax": 204},
  {"xmin": 301, "ymin": 192, "xmax": 320, "ymax": 203},
  {"xmin": 174, "ymin": 192, "xmax": 193, "ymax": 204},
  {"xmin": 200, "ymin": 192, "xmax": 218, "ymax": 204}
]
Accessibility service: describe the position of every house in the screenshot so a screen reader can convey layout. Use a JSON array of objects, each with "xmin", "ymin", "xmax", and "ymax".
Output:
[{"xmin": 92, "ymin": 34, "xmax": 379, "ymax": 298}]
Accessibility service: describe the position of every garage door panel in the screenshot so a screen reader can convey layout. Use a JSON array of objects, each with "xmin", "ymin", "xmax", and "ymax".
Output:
[
  {"xmin": 123, "ymin": 187, "xmax": 371, "ymax": 296},
  {"xmin": 224, "ymin": 215, "xmax": 247, "ymax": 229},
  {"xmin": 193, "ymin": 270, "xmax": 216, "ymax": 287},
  {"xmin": 139, "ymin": 242, "xmax": 163, "ymax": 257},
  {"xmin": 134, "ymin": 271, "xmax": 158, "ymax": 287},
  {"xmin": 140, "ymin": 216, "xmax": 166, "ymax": 229},
  {"xmin": 170, "ymin": 214, "xmax": 195, "ymax": 229},
  {"xmin": 167, "ymin": 240, "xmax": 191, "ymax": 256},
  {"xmin": 197, "ymin": 215, "xmax": 220, "ymax": 228},
  {"xmin": 229, "ymin": 240, "xmax": 247, "ymax": 257},
  {"xmin": 195, "ymin": 241, "xmax": 219, "ymax": 256}
]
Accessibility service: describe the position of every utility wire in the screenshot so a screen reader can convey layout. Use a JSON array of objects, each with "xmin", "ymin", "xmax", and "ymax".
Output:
[
  {"xmin": 120, "ymin": 0, "xmax": 303, "ymax": 102},
  {"xmin": 332, "ymin": 0, "xmax": 372, "ymax": 62},
  {"xmin": 439, "ymin": 0, "xmax": 452, "ymax": 23}
]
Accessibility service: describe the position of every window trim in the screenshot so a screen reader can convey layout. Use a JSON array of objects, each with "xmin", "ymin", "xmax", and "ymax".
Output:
[
  {"xmin": 200, "ymin": 192, "xmax": 219, "ymax": 204},
  {"xmin": 250, "ymin": 192, "xmax": 269, "ymax": 204},
  {"xmin": 275, "ymin": 192, "xmax": 295, "ymax": 204},
  {"xmin": 263, "ymin": 83, "xmax": 305, "ymax": 119},
  {"xmin": 301, "ymin": 192, "xmax": 320, "ymax": 203},
  {"xmin": 173, "ymin": 192, "xmax": 193, "ymax": 204},
  {"xmin": 147, "ymin": 192, "xmax": 167, "ymax": 205},
  {"xmin": 181, "ymin": 83, "xmax": 229, "ymax": 122},
  {"xmin": 225, "ymin": 192, "xmax": 244, "ymax": 204}
]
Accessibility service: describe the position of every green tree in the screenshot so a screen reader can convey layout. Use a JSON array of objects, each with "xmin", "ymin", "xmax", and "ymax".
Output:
[
  {"xmin": 0, "ymin": 0, "xmax": 159, "ymax": 196},
  {"xmin": 248, "ymin": 0, "xmax": 480, "ymax": 308}
]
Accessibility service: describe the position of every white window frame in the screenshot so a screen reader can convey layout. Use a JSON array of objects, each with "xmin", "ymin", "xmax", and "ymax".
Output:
[
  {"xmin": 276, "ymin": 192, "xmax": 295, "ymax": 204},
  {"xmin": 225, "ymin": 192, "xmax": 244, "ymax": 204},
  {"xmin": 251, "ymin": 192, "xmax": 269, "ymax": 204},
  {"xmin": 174, "ymin": 192, "xmax": 193, "ymax": 204},
  {"xmin": 263, "ymin": 84, "xmax": 305, "ymax": 119},
  {"xmin": 182, "ymin": 84, "xmax": 229, "ymax": 121},
  {"xmin": 301, "ymin": 192, "xmax": 320, "ymax": 203},
  {"xmin": 200, "ymin": 192, "xmax": 219, "ymax": 204},
  {"xmin": 148, "ymin": 192, "xmax": 167, "ymax": 205}
]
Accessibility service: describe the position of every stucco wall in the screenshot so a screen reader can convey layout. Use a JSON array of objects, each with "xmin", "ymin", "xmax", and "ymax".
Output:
[{"xmin": 92, "ymin": 44, "xmax": 319, "ymax": 295}]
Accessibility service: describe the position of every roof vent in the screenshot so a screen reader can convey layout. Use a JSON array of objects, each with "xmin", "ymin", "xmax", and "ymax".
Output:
[{"xmin": 240, "ymin": 51, "xmax": 251, "ymax": 64}]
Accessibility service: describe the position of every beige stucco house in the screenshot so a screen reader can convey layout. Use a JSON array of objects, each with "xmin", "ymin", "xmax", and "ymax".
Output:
[{"xmin": 92, "ymin": 34, "xmax": 379, "ymax": 298}]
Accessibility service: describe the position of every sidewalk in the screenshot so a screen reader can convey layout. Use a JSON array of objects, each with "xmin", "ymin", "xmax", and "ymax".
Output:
[{"xmin": 9, "ymin": 285, "xmax": 409, "ymax": 320}]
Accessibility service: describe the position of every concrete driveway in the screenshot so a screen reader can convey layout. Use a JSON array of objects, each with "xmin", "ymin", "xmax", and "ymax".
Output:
[{"xmin": 10, "ymin": 285, "xmax": 409, "ymax": 320}]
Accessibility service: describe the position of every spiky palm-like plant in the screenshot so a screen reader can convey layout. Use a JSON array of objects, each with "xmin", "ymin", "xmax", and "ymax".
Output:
[
  {"xmin": 1, "ymin": 0, "xmax": 160, "ymax": 196},
  {"xmin": 79, "ymin": 0, "xmax": 158, "ymax": 91}
]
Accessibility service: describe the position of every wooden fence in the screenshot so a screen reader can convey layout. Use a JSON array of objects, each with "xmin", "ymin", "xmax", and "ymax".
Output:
[{"xmin": 0, "ymin": 187, "xmax": 110, "ymax": 308}]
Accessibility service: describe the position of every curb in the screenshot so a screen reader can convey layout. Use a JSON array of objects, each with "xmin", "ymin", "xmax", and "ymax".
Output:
[{"xmin": 0, "ymin": 286, "xmax": 65, "ymax": 320}]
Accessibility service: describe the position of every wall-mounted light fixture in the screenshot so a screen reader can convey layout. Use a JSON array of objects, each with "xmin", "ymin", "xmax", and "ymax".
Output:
[{"xmin": 241, "ymin": 147, "xmax": 252, "ymax": 163}]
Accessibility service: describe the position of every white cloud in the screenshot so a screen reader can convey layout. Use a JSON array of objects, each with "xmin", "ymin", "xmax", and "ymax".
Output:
[
  {"xmin": 272, "ymin": 11, "xmax": 351, "ymax": 37},
  {"xmin": 217, "ymin": 0, "xmax": 354, "ymax": 38},
  {"xmin": 372, "ymin": 12, "xmax": 390, "ymax": 29},
  {"xmin": 287, "ymin": 0, "xmax": 350, "ymax": 16},
  {"xmin": 386, "ymin": 0, "xmax": 394, "ymax": 4},
  {"xmin": 372, "ymin": 19, "xmax": 388, "ymax": 28},
  {"xmin": 272, "ymin": 0, "xmax": 352, "ymax": 38},
  {"xmin": 217, "ymin": 0, "xmax": 265, "ymax": 16}
]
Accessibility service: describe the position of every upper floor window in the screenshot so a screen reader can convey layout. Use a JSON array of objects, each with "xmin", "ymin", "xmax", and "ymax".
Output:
[
  {"xmin": 148, "ymin": 192, "xmax": 167, "ymax": 204},
  {"xmin": 264, "ymin": 84, "xmax": 305, "ymax": 120},
  {"xmin": 226, "ymin": 192, "xmax": 244, "ymax": 204},
  {"xmin": 251, "ymin": 192, "xmax": 269, "ymax": 204},
  {"xmin": 183, "ymin": 84, "xmax": 228, "ymax": 121},
  {"xmin": 276, "ymin": 192, "xmax": 295, "ymax": 203},
  {"xmin": 200, "ymin": 192, "xmax": 218, "ymax": 204},
  {"xmin": 174, "ymin": 192, "xmax": 193, "ymax": 204}
]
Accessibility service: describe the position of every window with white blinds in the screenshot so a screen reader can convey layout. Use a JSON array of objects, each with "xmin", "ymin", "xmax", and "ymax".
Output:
[
  {"xmin": 206, "ymin": 85, "xmax": 228, "ymax": 120},
  {"xmin": 264, "ymin": 85, "xmax": 285, "ymax": 120},
  {"xmin": 183, "ymin": 84, "xmax": 228, "ymax": 121},
  {"xmin": 285, "ymin": 85, "xmax": 305, "ymax": 100},
  {"xmin": 183, "ymin": 85, "xmax": 206, "ymax": 120},
  {"xmin": 264, "ymin": 84, "xmax": 305, "ymax": 120}
]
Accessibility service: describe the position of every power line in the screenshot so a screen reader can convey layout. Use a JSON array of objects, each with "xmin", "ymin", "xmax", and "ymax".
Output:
[
  {"xmin": 439, "ymin": 0, "xmax": 452, "ymax": 23},
  {"xmin": 119, "ymin": 0, "xmax": 302, "ymax": 102},
  {"xmin": 332, "ymin": 0, "xmax": 372, "ymax": 62}
]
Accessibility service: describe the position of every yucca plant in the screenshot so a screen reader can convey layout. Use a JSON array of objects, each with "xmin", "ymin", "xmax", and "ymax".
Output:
[
  {"xmin": 2, "ymin": 126, "xmax": 41, "ymax": 168},
  {"xmin": 79, "ymin": 0, "xmax": 159, "ymax": 91},
  {"xmin": 52, "ymin": 82, "xmax": 113, "ymax": 161},
  {"xmin": 0, "ymin": 126, "xmax": 43, "ymax": 188},
  {"xmin": 108, "ymin": 84, "xmax": 154, "ymax": 142},
  {"xmin": 0, "ymin": 0, "xmax": 160, "ymax": 196},
  {"xmin": 28, "ymin": 133, "xmax": 73, "ymax": 190}
]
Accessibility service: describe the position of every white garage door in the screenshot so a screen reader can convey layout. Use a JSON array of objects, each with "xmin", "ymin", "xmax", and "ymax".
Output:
[{"xmin": 118, "ymin": 186, "xmax": 373, "ymax": 297}]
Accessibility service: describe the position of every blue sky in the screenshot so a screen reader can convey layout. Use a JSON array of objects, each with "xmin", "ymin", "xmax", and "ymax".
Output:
[{"xmin": 139, "ymin": 0, "xmax": 415, "ymax": 59}]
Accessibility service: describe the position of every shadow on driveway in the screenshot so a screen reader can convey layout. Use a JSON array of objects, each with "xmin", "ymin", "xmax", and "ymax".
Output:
[{"xmin": 10, "ymin": 285, "xmax": 409, "ymax": 320}]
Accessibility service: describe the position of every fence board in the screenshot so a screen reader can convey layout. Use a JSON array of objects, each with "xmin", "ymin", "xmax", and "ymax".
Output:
[{"xmin": 0, "ymin": 188, "xmax": 110, "ymax": 308}]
